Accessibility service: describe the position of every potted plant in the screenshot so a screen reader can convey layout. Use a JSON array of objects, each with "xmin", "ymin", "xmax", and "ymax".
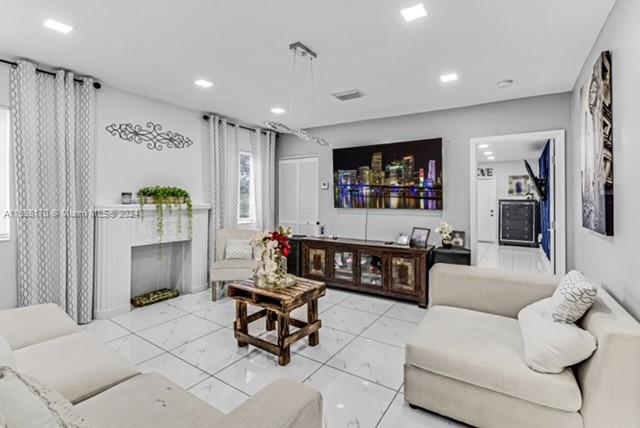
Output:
[
  {"xmin": 137, "ymin": 186, "xmax": 193, "ymax": 240},
  {"xmin": 436, "ymin": 221, "xmax": 454, "ymax": 248}
]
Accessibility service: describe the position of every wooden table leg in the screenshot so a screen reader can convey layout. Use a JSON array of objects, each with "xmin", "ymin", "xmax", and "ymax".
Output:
[
  {"xmin": 277, "ymin": 312, "xmax": 291, "ymax": 366},
  {"xmin": 308, "ymin": 299, "xmax": 319, "ymax": 346},
  {"xmin": 266, "ymin": 310, "xmax": 277, "ymax": 331},
  {"xmin": 235, "ymin": 301, "xmax": 248, "ymax": 347}
]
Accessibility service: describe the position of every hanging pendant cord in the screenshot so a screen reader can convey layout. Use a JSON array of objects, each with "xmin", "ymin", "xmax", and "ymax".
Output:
[{"xmin": 288, "ymin": 48, "xmax": 297, "ymax": 123}]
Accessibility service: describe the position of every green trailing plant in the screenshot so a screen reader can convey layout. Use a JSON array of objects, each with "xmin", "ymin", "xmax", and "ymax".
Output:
[{"xmin": 137, "ymin": 186, "xmax": 193, "ymax": 241}]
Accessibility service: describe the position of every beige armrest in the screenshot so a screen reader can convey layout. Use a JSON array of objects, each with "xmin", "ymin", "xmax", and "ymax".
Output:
[
  {"xmin": 429, "ymin": 264, "xmax": 558, "ymax": 318},
  {"xmin": 0, "ymin": 303, "xmax": 81, "ymax": 350},
  {"xmin": 221, "ymin": 378, "xmax": 322, "ymax": 428}
]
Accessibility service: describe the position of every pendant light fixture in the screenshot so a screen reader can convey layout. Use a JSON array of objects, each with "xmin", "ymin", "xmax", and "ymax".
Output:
[{"xmin": 264, "ymin": 41, "xmax": 331, "ymax": 147}]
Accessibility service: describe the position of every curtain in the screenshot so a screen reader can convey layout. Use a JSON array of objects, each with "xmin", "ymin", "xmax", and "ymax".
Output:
[
  {"xmin": 251, "ymin": 129, "xmax": 276, "ymax": 231},
  {"xmin": 207, "ymin": 116, "xmax": 239, "ymax": 265},
  {"xmin": 10, "ymin": 61, "xmax": 95, "ymax": 323}
]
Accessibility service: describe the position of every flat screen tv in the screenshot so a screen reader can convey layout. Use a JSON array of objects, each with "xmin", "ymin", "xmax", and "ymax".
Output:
[{"xmin": 333, "ymin": 138, "xmax": 443, "ymax": 210}]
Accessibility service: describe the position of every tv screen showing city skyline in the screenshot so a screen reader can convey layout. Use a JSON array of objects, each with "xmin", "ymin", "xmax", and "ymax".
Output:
[{"xmin": 333, "ymin": 138, "xmax": 443, "ymax": 210}]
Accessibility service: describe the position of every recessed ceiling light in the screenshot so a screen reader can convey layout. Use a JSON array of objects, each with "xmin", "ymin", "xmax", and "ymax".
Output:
[
  {"xmin": 484, "ymin": 151, "xmax": 493, "ymax": 156},
  {"xmin": 497, "ymin": 79, "xmax": 514, "ymax": 88},
  {"xmin": 440, "ymin": 73, "xmax": 459, "ymax": 83},
  {"xmin": 194, "ymin": 79, "xmax": 213, "ymax": 88},
  {"xmin": 487, "ymin": 156, "xmax": 495, "ymax": 160},
  {"xmin": 270, "ymin": 106, "xmax": 286, "ymax": 115},
  {"xmin": 401, "ymin": 4, "xmax": 427, "ymax": 22},
  {"xmin": 42, "ymin": 19, "xmax": 73, "ymax": 34},
  {"xmin": 478, "ymin": 144, "xmax": 489, "ymax": 149}
]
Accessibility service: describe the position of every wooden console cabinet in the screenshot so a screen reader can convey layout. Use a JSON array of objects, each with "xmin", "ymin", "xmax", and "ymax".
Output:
[{"xmin": 300, "ymin": 237, "xmax": 432, "ymax": 307}]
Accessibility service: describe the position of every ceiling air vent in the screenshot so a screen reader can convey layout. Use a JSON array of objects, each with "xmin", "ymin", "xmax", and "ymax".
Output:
[{"xmin": 332, "ymin": 89, "xmax": 365, "ymax": 101}]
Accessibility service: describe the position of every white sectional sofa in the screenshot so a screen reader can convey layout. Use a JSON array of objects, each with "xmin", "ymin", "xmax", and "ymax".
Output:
[
  {"xmin": 405, "ymin": 264, "xmax": 640, "ymax": 428},
  {"xmin": 0, "ymin": 304, "xmax": 322, "ymax": 428}
]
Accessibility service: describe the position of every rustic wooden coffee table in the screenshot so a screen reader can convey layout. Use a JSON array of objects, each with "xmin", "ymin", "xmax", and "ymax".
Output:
[{"xmin": 228, "ymin": 277, "xmax": 326, "ymax": 366}]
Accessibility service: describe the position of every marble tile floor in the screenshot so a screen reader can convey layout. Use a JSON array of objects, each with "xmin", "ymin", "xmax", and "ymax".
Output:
[
  {"xmin": 477, "ymin": 242, "xmax": 551, "ymax": 274},
  {"xmin": 84, "ymin": 288, "xmax": 467, "ymax": 428}
]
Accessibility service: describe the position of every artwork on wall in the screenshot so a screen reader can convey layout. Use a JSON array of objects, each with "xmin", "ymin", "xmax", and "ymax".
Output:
[
  {"xmin": 477, "ymin": 167, "xmax": 494, "ymax": 177},
  {"xmin": 508, "ymin": 175, "xmax": 531, "ymax": 196},
  {"xmin": 333, "ymin": 138, "xmax": 443, "ymax": 210},
  {"xmin": 580, "ymin": 50, "xmax": 613, "ymax": 236},
  {"xmin": 106, "ymin": 121, "xmax": 194, "ymax": 151}
]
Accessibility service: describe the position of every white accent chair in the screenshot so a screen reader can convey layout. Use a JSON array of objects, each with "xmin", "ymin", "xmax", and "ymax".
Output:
[
  {"xmin": 210, "ymin": 228, "xmax": 259, "ymax": 300},
  {"xmin": 404, "ymin": 264, "xmax": 640, "ymax": 428}
]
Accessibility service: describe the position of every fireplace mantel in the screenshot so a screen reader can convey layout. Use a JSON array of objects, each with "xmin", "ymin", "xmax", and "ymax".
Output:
[{"xmin": 94, "ymin": 204, "xmax": 210, "ymax": 319}]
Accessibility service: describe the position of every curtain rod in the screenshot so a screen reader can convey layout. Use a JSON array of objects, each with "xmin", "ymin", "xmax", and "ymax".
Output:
[
  {"xmin": 202, "ymin": 113, "xmax": 271, "ymax": 135},
  {"xmin": 0, "ymin": 58, "xmax": 102, "ymax": 89}
]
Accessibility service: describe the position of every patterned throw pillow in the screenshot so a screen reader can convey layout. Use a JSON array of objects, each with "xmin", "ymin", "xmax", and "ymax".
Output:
[
  {"xmin": 224, "ymin": 239, "xmax": 253, "ymax": 260},
  {"xmin": 0, "ymin": 367, "xmax": 92, "ymax": 428},
  {"xmin": 550, "ymin": 270, "xmax": 598, "ymax": 323}
]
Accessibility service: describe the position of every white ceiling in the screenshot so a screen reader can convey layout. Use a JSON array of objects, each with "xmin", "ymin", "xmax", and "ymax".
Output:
[
  {"xmin": 477, "ymin": 139, "xmax": 548, "ymax": 163},
  {"xmin": 0, "ymin": 0, "xmax": 615, "ymax": 128}
]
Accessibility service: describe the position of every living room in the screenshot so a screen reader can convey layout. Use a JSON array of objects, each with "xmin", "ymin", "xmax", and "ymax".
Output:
[{"xmin": 1, "ymin": 1, "xmax": 639, "ymax": 427}]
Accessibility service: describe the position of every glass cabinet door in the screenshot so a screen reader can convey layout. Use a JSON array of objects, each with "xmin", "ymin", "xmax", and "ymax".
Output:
[
  {"xmin": 307, "ymin": 247, "xmax": 327, "ymax": 277},
  {"xmin": 389, "ymin": 256, "xmax": 417, "ymax": 294},
  {"xmin": 333, "ymin": 250, "xmax": 354, "ymax": 282},
  {"xmin": 360, "ymin": 253, "xmax": 384, "ymax": 287}
]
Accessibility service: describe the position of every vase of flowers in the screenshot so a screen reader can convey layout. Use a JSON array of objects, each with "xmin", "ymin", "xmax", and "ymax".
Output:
[
  {"xmin": 251, "ymin": 227, "xmax": 295, "ymax": 288},
  {"xmin": 436, "ymin": 221, "xmax": 454, "ymax": 249}
]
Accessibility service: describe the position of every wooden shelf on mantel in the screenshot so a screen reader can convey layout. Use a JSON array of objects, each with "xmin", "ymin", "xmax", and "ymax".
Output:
[{"xmin": 95, "ymin": 204, "xmax": 212, "ymax": 211}]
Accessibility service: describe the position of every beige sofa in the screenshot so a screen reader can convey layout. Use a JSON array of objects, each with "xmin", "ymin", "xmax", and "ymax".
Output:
[
  {"xmin": 0, "ymin": 304, "xmax": 322, "ymax": 428},
  {"xmin": 405, "ymin": 264, "xmax": 640, "ymax": 428},
  {"xmin": 210, "ymin": 228, "xmax": 259, "ymax": 300}
]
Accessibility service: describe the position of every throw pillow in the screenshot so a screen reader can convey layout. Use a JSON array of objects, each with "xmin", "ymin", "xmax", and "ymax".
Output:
[
  {"xmin": 225, "ymin": 239, "xmax": 253, "ymax": 260},
  {"xmin": 0, "ymin": 336, "xmax": 14, "ymax": 369},
  {"xmin": 0, "ymin": 367, "xmax": 92, "ymax": 427},
  {"xmin": 551, "ymin": 270, "xmax": 599, "ymax": 323},
  {"xmin": 518, "ymin": 298, "xmax": 597, "ymax": 374}
]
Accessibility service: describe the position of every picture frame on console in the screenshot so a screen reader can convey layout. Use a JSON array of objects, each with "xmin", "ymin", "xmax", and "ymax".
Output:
[
  {"xmin": 451, "ymin": 231, "xmax": 466, "ymax": 248},
  {"xmin": 410, "ymin": 227, "xmax": 430, "ymax": 248}
]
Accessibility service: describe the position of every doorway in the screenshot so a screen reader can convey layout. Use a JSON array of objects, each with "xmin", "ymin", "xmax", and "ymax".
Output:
[{"xmin": 469, "ymin": 130, "xmax": 566, "ymax": 275}]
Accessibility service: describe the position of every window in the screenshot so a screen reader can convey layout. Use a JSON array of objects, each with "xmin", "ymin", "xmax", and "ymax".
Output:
[
  {"xmin": 238, "ymin": 151, "xmax": 255, "ymax": 223},
  {"xmin": 0, "ymin": 107, "xmax": 9, "ymax": 240}
]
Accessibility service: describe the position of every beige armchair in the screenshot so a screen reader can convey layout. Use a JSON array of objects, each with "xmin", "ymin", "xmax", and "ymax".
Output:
[
  {"xmin": 404, "ymin": 264, "xmax": 640, "ymax": 428},
  {"xmin": 210, "ymin": 228, "xmax": 259, "ymax": 300}
]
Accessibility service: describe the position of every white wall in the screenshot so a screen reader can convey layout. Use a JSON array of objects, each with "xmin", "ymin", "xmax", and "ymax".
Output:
[
  {"xmin": 277, "ymin": 94, "xmax": 571, "ymax": 244},
  {"xmin": 569, "ymin": 0, "xmax": 640, "ymax": 318},
  {"xmin": 96, "ymin": 87, "xmax": 208, "ymax": 205},
  {"xmin": 0, "ymin": 67, "xmax": 213, "ymax": 309},
  {"xmin": 478, "ymin": 160, "xmax": 538, "ymax": 201}
]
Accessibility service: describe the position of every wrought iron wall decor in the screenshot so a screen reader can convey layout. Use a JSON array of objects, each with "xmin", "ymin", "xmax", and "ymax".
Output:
[{"xmin": 105, "ymin": 121, "xmax": 194, "ymax": 151}]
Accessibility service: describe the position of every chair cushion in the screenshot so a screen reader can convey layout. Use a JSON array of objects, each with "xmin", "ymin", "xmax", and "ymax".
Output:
[
  {"xmin": 551, "ymin": 270, "xmax": 598, "ymax": 323},
  {"xmin": 0, "ymin": 304, "xmax": 81, "ymax": 350},
  {"xmin": 14, "ymin": 332, "xmax": 139, "ymax": 404},
  {"xmin": 0, "ymin": 366, "xmax": 92, "ymax": 428},
  {"xmin": 76, "ymin": 373, "xmax": 223, "ymax": 428},
  {"xmin": 519, "ymin": 298, "xmax": 596, "ymax": 373},
  {"xmin": 225, "ymin": 238, "xmax": 253, "ymax": 260},
  {"xmin": 406, "ymin": 305, "xmax": 582, "ymax": 412}
]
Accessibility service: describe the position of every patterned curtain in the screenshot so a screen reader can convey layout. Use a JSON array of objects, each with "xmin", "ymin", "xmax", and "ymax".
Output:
[
  {"xmin": 10, "ymin": 61, "xmax": 95, "ymax": 323},
  {"xmin": 207, "ymin": 116, "xmax": 239, "ymax": 266},
  {"xmin": 252, "ymin": 129, "xmax": 276, "ymax": 231}
]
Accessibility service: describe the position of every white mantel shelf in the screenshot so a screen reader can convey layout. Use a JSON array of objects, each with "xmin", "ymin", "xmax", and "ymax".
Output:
[{"xmin": 93, "ymin": 204, "xmax": 210, "ymax": 319}]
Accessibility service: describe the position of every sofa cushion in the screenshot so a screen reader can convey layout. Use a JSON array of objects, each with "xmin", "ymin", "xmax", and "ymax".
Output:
[
  {"xmin": 406, "ymin": 305, "xmax": 582, "ymax": 412},
  {"xmin": 0, "ymin": 336, "xmax": 15, "ymax": 369},
  {"xmin": 213, "ymin": 258, "xmax": 258, "ymax": 270},
  {"xmin": 14, "ymin": 332, "xmax": 139, "ymax": 404},
  {"xmin": 75, "ymin": 372, "xmax": 223, "ymax": 428},
  {"xmin": 0, "ymin": 366, "xmax": 92, "ymax": 428},
  {"xmin": 519, "ymin": 298, "xmax": 596, "ymax": 373},
  {"xmin": 551, "ymin": 270, "xmax": 598, "ymax": 323},
  {"xmin": 0, "ymin": 304, "xmax": 81, "ymax": 350}
]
